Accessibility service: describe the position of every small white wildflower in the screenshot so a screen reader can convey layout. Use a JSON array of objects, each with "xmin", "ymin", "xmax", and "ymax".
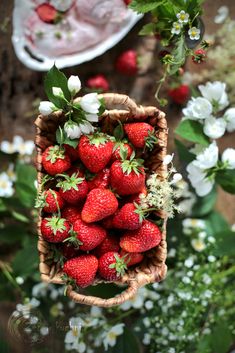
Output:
[
  {"xmin": 39, "ymin": 101, "xmax": 56, "ymax": 115},
  {"xmin": 40, "ymin": 326, "xmax": 49, "ymax": 336},
  {"xmin": 0, "ymin": 172, "xmax": 14, "ymax": 197},
  {"xmin": 204, "ymin": 290, "xmax": 213, "ymax": 298},
  {"xmin": 67, "ymin": 75, "xmax": 81, "ymax": 95},
  {"xmin": 15, "ymin": 276, "xmax": 24, "ymax": 285},
  {"xmin": 64, "ymin": 121, "xmax": 81, "ymax": 139},
  {"xmin": 188, "ymin": 27, "xmax": 200, "ymax": 40},
  {"xmin": 222, "ymin": 148, "xmax": 235, "ymax": 169},
  {"xmin": 202, "ymin": 274, "xmax": 212, "ymax": 285},
  {"xmin": 145, "ymin": 300, "xmax": 154, "ymax": 310},
  {"xmin": 80, "ymin": 93, "xmax": 100, "ymax": 114},
  {"xmin": 12, "ymin": 136, "xmax": 34, "ymax": 156},
  {"xmin": 184, "ymin": 257, "xmax": 194, "ymax": 268},
  {"xmin": 182, "ymin": 276, "xmax": 191, "ymax": 284},
  {"xmin": 214, "ymin": 6, "xmax": 229, "ymax": 24},
  {"xmin": 142, "ymin": 333, "xmax": 151, "ymax": 345},
  {"xmin": 163, "ymin": 153, "xmax": 174, "ymax": 165},
  {"xmin": 198, "ymin": 231, "xmax": 207, "ymax": 239},
  {"xmin": 182, "ymin": 97, "xmax": 212, "ymax": 121},
  {"xmin": 169, "ymin": 347, "xmax": 176, "ymax": 353},
  {"xmin": 193, "ymin": 141, "xmax": 219, "ymax": 169},
  {"xmin": 52, "ymin": 87, "xmax": 64, "ymax": 97},
  {"xmin": 224, "ymin": 107, "xmax": 235, "ymax": 132},
  {"xmin": 170, "ymin": 173, "xmax": 182, "ymax": 185},
  {"xmin": 30, "ymin": 316, "xmax": 39, "ymax": 325},
  {"xmin": 171, "ymin": 22, "xmax": 182, "ymax": 35},
  {"xmin": 203, "ymin": 116, "xmax": 226, "ymax": 139},
  {"xmin": 198, "ymin": 81, "xmax": 229, "ymax": 111},
  {"xmin": 168, "ymin": 248, "xmax": 176, "ymax": 258},
  {"xmin": 143, "ymin": 317, "xmax": 151, "ymax": 328},
  {"xmin": 187, "ymin": 271, "xmax": 194, "ymax": 277},
  {"xmin": 103, "ymin": 324, "xmax": 124, "ymax": 350},
  {"xmin": 191, "ymin": 238, "xmax": 206, "ymax": 252},
  {"xmin": 176, "ymin": 10, "xmax": 189, "ymax": 24},
  {"xmin": 208, "ymin": 255, "xmax": 216, "ymax": 262},
  {"xmin": 208, "ymin": 236, "xmax": 215, "ymax": 243}
]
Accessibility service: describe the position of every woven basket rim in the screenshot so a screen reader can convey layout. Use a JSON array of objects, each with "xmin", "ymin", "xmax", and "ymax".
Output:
[{"xmin": 35, "ymin": 93, "xmax": 168, "ymax": 307}]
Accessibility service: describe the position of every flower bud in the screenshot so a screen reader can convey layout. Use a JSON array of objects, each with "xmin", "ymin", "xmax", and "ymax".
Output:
[
  {"xmin": 52, "ymin": 87, "xmax": 64, "ymax": 97},
  {"xmin": 222, "ymin": 148, "xmax": 235, "ymax": 169},
  {"xmin": 64, "ymin": 121, "xmax": 81, "ymax": 139},
  {"xmin": 39, "ymin": 101, "xmax": 56, "ymax": 115},
  {"xmin": 67, "ymin": 75, "xmax": 81, "ymax": 95}
]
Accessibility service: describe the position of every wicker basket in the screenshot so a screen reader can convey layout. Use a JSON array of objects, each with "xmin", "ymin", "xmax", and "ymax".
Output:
[{"xmin": 34, "ymin": 93, "xmax": 168, "ymax": 307}]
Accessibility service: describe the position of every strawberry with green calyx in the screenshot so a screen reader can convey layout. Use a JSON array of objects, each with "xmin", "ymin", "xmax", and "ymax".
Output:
[
  {"xmin": 112, "ymin": 202, "xmax": 144, "ymax": 230},
  {"xmin": 41, "ymin": 215, "xmax": 70, "ymax": 243},
  {"xmin": 35, "ymin": 189, "xmax": 64, "ymax": 213},
  {"xmin": 56, "ymin": 172, "xmax": 88, "ymax": 204},
  {"xmin": 111, "ymin": 141, "xmax": 133, "ymax": 162},
  {"xmin": 110, "ymin": 151, "xmax": 146, "ymax": 196},
  {"xmin": 63, "ymin": 144, "xmax": 79, "ymax": 162},
  {"xmin": 124, "ymin": 122, "xmax": 158, "ymax": 151},
  {"xmin": 120, "ymin": 250, "xmax": 144, "ymax": 267},
  {"xmin": 78, "ymin": 133, "xmax": 114, "ymax": 173},
  {"xmin": 98, "ymin": 252, "xmax": 127, "ymax": 281},
  {"xmin": 81, "ymin": 188, "xmax": 118, "ymax": 223},
  {"xmin": 94, "ymin": 235, "xmax": 120, "ymax": 257},
  {"xmin": 61, "ymin": 206, "xmax": 81, "ymax": 223},
  {"xmin": 63, "ymin": 254, "xmax": 98, "ymax": 288},
  {"xmin": 120, "ymin": 220, "xmax": 162, "ymax": 253},
  {"xmin": 42, "ymin": 145, "xmax": 71, "ymax": 176},
  {"xmin": 87, "ymin": 168, "xmax": 110, "ymax": 190}
]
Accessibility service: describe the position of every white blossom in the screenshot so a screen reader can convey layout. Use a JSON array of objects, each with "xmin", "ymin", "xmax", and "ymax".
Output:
[
  {"xmin": 202, "ymin": 274, "xmax": 212, "ymax": 284},
  {"xmin": 203, "ymin": 116, "xmax": 226, "ymax": 139},
  {"xmin": 64, "ymin": 121, "xmax": 81, "ymax": 139},
  {"xmin": 182, "ymin": 97, "xmax": 212, "ymax": 120},
  {"xmin": 16, "ymin": 276, "xmax": 24, "ymax": 285},
  {"xmin": 170, "ymin": 173, "xmax": 182, "ymax": 184},
  {"xmin": 120, "ymin": 287, "xmax": 147, "ymax": 310},
  {"xmin": 176, "ymin": 10, "xmax": 189, "ymax": 24},
  {"xmin": 142, "ymin": 333, "xmax": 151, "ymax": 345},
  {"xmin": 39, "ymin": 101, "xmax": 56, "ymax": 115},
  {"xmin": 188, "ymin": 27, "xmax": 200, "ymax": 40},
  {"xmin": 52, "ymin": 87, "xmax": 64, "ymax": 97},
  {"xmin": 79, "ymin": 121, "xmax": 94, "ymax": 135},
  {"xmin": 198, "ymin": 81, "xmax": 229, "ymax": 111},
  {"xmin": 12, "ymin": 136, "xmax": 34, "ymax": 156},
  {"xmin": 80, "ymin": 93, "xmax": 100, "ymax": 114},
  {"xmin": 86, "ymin": 114, "xmax": 99, "ymax": 123},
  {"xmin": 224, "ymin": 108, "xmax": 235, "ymax": 132},
  {"xmin": 103, "ymin": 324, "xmax": 125, "ymax": 350},
  {"xmin": 40, "ymin": 327, "xmax": 49, "ymax": 336},
  {"xmin": 191, "ymin": 238, "xmax": 206, "ymax": 252},
  {"xmin": 214, "ymin": 6, "xmax": 229, "ymax": 24},
  {"xmin": 65, "ymin": 317, "xmax": 84, "ymax": 352},
  {"xmin": 184, "ymin": 257, "xmax": 194, "ymax": 268},
  {"xmin": 193, "ymin": 141, "xmax": 219, "ymax": 169},
  {"xmin": 222, "ymin": 148, "xmax": 235, "ymax": 169},
  {"xmin": 171, "ymin": 22, "xmax": 182, "ymax": 35},
  {"xmin": 208, "ymin": 255, "xmax": 216, "ymax": 262},
  {"xmin": 6, "ymin": 163, "xmax": 16, "ymax": 181},
  {"xmin": 50, "ymin": 0, "xmax": 73, "ymax": 12},
  {"xmin": 0, "ymin": 172, "xmax": 14, "ymax": 197},
  {"xmin": 67, "ymin": 75, "xmax": 81, "ymax": 95},
  {"xmin": 163, "ymin": 153, "xmax": 174, "ymax": 165}
]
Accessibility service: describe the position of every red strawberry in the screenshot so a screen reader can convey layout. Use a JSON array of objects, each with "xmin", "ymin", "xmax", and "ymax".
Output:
[
  {"xmin": 57, "ymin": 173, "xmax": 88, "ymax": 204},
  {"xmin": 67, "ymin": 166, "xmax": 84, "ymax": 177},
  {"xmin": 101, "ymin": 214, "xmax": 115, "ymax": 229},
  {"xmin": 36, "ymin": 3, "xmax": 57, "ymax": 23},
  {"xmin": 88, "ymin": 168, "xmax": 110, "ymax": 190},
  {"xmin": 110, "ymin": 154, "xmax": 145, "ymax": 196},
  {"xmin": 35, "ymin": 189, "xmax": 64, "ymax": 213},
  {"xmin": 192, "ymin": 48, "xmax": 206, "ymax": 64},
  {"xmin": 63, "ymin": 255, "xmax": 98, "ymax": 287},
  {"xmin": 112, "ymin": 203, "xmax": 142, "ymax": 230},
  {"xmin": 63, "ymin": 144, "xmax": 79, "ymax": 162},
  {"xmin": 78, "ymin": 134, "xmax": 114, "ymax": 173},
  {"xmin": 120, "ymin": 250, "xmax": 144, "ymax": 267},
  {"xmin": 116, "ymin": 50, "xmax": 138, "ymax": 76},
  {"xmin": 168, "ymin": 84, "xmax": 190, "ymax": 105},
  {"xmin": 98, "ymin": 252, "xmax": 127, "ymax": 281},
  {"xmin": 41, "ymin": 216, "xmax": 70, "ymax": 243},
  {"xmin": 127, "ymin": 186, "xmax": 147, "ymax": 204},
  {"xmin": 124, "ymin": 0, "xmax": 132, "ymax": 5},
  {"xmin": 68, "ymin": 219, "xmax": 107, "ymax": 251},
  {"xmin": 61, "ymin": 243, "xmax": 80, "ymax": 259},
  {"xmin": 94, "ymin": 235, "xmax": 120, "ymax": 257},
  {"xmin": 42, "ymin": 145, "xmax": 71, "ymax": 176},
  {"xmin": 86, "ymin": 74, "xmax": 109, "ymax": 92},
  {"xmin": 61, "ymin": 206, "xmax": 81, "ymax": 223},
  {"xmin": 120, "ymin": 220, "xmax": 162, "ymax": 252},
  {"xmin": 111, "ymin": 142, "xmax": 133, "ymax": 162},
  {"xmin": 124, "ymin": 123, "xmax": 157, "ymax": 150},
  {"xmin": 82, "ymin": 188, "xmax": 118, "ymax": 223}
]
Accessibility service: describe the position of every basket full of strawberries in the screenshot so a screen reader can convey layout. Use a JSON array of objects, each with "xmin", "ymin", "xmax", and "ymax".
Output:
[{"xmin": 35, "ymin": 66, "xmax": 168, "ymax": 307}]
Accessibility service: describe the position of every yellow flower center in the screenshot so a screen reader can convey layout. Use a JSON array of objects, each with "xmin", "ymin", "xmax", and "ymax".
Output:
[
  {"xmin": 72, "ymin": 327, "xmax": 79, "ymax": 337},
  {"xmin": 180, "ymin": 14, "xmax": 186, "ymax": 20},
  {"xmin": 191, "ymin": 30, "xmax": 197, "ymax": 37},
  {"xmin": 108, "ymin": 332, "xmax": 117, "ymax": 340},
  {"xmin": 0, "ymin": 181, "xmax": 8, "ymax": 189}
]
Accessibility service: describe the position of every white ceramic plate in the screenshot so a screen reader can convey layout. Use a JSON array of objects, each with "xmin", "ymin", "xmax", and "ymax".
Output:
[{"xmin": 12, "ymin": 0, "xmax": 142, "ymax": 71}]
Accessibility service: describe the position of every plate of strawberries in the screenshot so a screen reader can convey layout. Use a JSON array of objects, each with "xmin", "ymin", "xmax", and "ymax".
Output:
[{"xmin": 35, "ymin": 67, "xmax": 168, "ymax": 306}]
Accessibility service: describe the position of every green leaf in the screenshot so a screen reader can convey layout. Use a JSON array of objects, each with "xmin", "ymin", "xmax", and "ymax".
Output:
[
  {"xmin": 175, "ymin": 138, "xmax": 195, "ymax": 163},
  {"xmin": 216, "ymin": 169, "xmax": 235, "ymax": 194},
  {"xmin": 130, "ymin": 0, "xmax": 166, "ymax": 14},
  {"xmin": 168, "ymin": 36, "xmax": 187, "ymax": 75},
  {"xmin": 139, "ymin": 23, "xmax": 156, "ymax": 36},
  {"xmin": 44, "ymin": 64, "xmax": 71, "ymax": 108},
  {"xmin": 211, "ymin": 321, "xmax": 233, "ymax": 353},
  {"xmin": 175, "ymin": 120, "xmax": 210, "ymax": 146},
  {"xmin": 12, "ymin": 239, "xmax": 38, "ymax": 276},
  {"xmin": 113, "ymin": 123, "xmax": 124, "ymax": 141},
  {"xmin": 56, "ymin": 126, "xmax": 65, "ymax": 145},
  {"xmin": 214, "ymin": 230, "xmax": 235, "ymax": 256},
  {"xmin": 205, "ymin": 211, "xmax": 230, "ymax": 236},
  {"xmin": 0, "ymin": 224, "xmax": 27, "ymax": 244},
  {"xmin": 14, "ymin": 163, "xmax": 37, "ymax": 208},
  {"xmin": 191, "ymin": 187, "xmax": 217, "ymax": 217},
  {"xmin": 0, "ymin": 199, "xmax": 7, "ymax": 212},
  {"xmin": 11, "ymin": 210, "xmax": 29, "ymax": 223},
  {"xmin": 109, "ymin": 328, "xmax": 141, "ymax": 353}
]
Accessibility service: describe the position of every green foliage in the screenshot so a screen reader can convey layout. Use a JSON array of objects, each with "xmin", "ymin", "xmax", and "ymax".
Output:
[
  {"xmin": 130, "ymin": 0, "xmax": 167, "ymax": 14},
  {"xmin": 139, "ymin": 23, "xmax": 156, "ymax": 36},
  {"xmin": 14, "ymin": 163, "xmax": 37, "ymax": 207},
  {"xmin": 108, "ymin": 328, "xmax": 141, "ymax": 353},
  {"xmin": 168, "ymin": 36, "xmax": 187, "ymax": 75},
  {"xmin": 12, "ymin": 238, "xmax": 38, "ymax": 277},
  {"xmin": 191, "ymin": 187, "xmax": 217, "ymax": 217},
  {"xmin": 175, "ymin": 120, "xmax": 210, "ymax": 146},
  {"xmin": 175, "ymin": 138, "xmax": 195, "ymax": 163},
  {"xmin": 56, "ymin": 126, "xmax": 78, "ymax": 148},
  {"xmin": 214, "ymin": 230, "xmax": 235, "ymax": 256},
  {"xmin": 216, "ymin": 169, "xmax": 235, "ymax": 194}
]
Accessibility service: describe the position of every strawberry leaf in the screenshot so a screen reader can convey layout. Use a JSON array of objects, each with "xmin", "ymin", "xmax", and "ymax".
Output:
[{"xmin": 113, "ymin": 122, "xmax": 124, "ymax": 141}]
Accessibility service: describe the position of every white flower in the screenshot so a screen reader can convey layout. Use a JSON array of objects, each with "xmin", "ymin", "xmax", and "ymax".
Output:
[
  {"xmin": 12, "ymin": 136, "xmax": 34, "ymax": 156},
  {"xmin": 6, "ymin": 163, "xmax": 16, "ymax": 181},
  {"xmin": 170, "ymin": 173, "xmax": 182, "ymax": 185},
  {"xmin": 191, "ymin": 238, "xmax": 206, "ymax": 252},
  {"xmin": 183, "ymin": 218, "xmax": 206, "ymax": 229},
  {"xmin": 90, "ymin": 306, "xmax": 102, "ymax": 317},
  {"xmin": 65, "ymin": 318, "xmax": 84, "ymax": 352},
  {"xmin": 171, "ymin": 22, "xmax": 182, "ymax": 35},
  {"xmin": 64, "ymin": 121, "xmax": 81, "ymax": 139},
  {"xmin": 224, "ymin": 108, "xmax": 235, "ymax": 132},
  {"xmin": 79, "ymin": 121, "xmax": 94, "ymax": 135},
  {"xmin": 184, "ymin": 257, "xmax": 194, "ymax": 268},
  {"xmin": 0, "ymin": 172, "xmax": 14, "ymax": 197},
  {"xmin": 163, "ymin": 153, "xmax": 174, "ymax": 165},
  {"xmin": 182, "ymin": 276, "xmax": 191, "ymax": 284},
  {"xmin": 176, "ymin": 10, "xmax": 189, "ymax": 23},
  {"xmin": 80, "ymin": 93, "xmax": 100, "ymax": 114},
  {"xmin": 208, "ymin": 255, "xmax": 216, "ymax": 262},
  {"xmin": 193, "ymin": 141, "xmax": 219, "ymax": 169},
  {"xmin": 214, "ymin": 6, "xmax": 229, "ymax": 24},
  {"xmin": 198, "ymin": 81, "xmax": 229, "ymax": 111},
  {"xmin": 182, "ymin": 97, "xmax": 212, "ymax": 120},
  {"xmin": 119, "ymin": 287, "xmax": 146, "ymax": 310},
  {"xmin": 40, "ymin": 327, "xmax": 49, "ymax": 336},
  {"xmin": 67, "ymin": 75, "xmax": 81, "ymax": 95},
  {"xmin": 50, "ymin": 0, "xmax": 73, "ymax": 12},
  {"xmin": 188, "ymin": 27, "xmax": 200, "ymax": 40},
  {"xmin": 39, "ymin": 101, "xmax": 56, "ymax": 115},
  {"xmin": 32, "ymin": 283, "xmax": 49, "ymax": 297},
  {"xmin": 142, "ymin": 333, "xmax": 151, "ymax": 345},
  {"xmin": 202, "ymin": 274, "xmax": 212, "ymax": 284},
  {"xmin": 103, "ymin": 324, "xmax": 124, "ymax": 350},
  {"xmin": 52, "ymin": 87, "xmax": 64, "ymax": 97},
  {"xmin": 203, "ymin": 116, "xmax": 226, "ymax": 139},
  {"xmin": 222, "ymin": 148, "xmax": 235, "ymax": 169},
  {"xmin": 85, "ymin": 114, "xmax": 99, "ymax": 123},
  {"xmin": 0, "ymin": 140, "xmax": 15, "ymax": 154},
  {"xmin": 16, "ymin": 276, "xmax": 24, "ymax": 285},
  {"xmin": 190, "ymin": 144, "xmax": 205, "ymax": 155},
  {"xmin": 145, "ymin": 300, "xmax": 154, "ymax": 310}
]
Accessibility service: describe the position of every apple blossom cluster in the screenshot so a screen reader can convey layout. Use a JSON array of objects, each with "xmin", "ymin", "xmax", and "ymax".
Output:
[{"xmin": 171, "ymin": 10, "xmax": 200, "ymax": 41}]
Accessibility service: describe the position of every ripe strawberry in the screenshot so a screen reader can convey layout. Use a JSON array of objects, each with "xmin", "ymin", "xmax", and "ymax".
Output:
[
  {"xmin": 127, "ymin": 186, "xmax": 147, "ymax": 204},
  {"xmin": 120, "ymin": 250, "xmax": 144, "ymax": 267},
  {"xmin": 61, "ymin": 243, "xmax": 80, "ymax": 259},
  {"xmin": 63, "ymin": 255, "xmax": 98, "ymax": 287},
  {"xmin": 120, "ymin": 220, "xmax": 162, "ymax": 252},
  {"xmin": 124, "ymin": 122, "xmax": 157, "ymax": 150},
  {"xmin": 124, "ymin": 0, "xmax": 132, "ymax": 5},
  {"xmin": 78, "ymin": 134, "xmax": 114, "ymax": 173},
  {"xmin": 168, "ymin": 84, "xmax": 190, "ymax": 105},
  {"xmin": 192, "ymin": 48, "xmax": 206, "ymax": 64},
  {"xmin": 81, "ymin": 188, "xmax": 118, "ymax": 223},
  {"xmin": 61, "ymin": 206, "xmax": 81, "ymax": 223},
  {"xmin": 101, "ymin": 214, "xmax": 115, "ymax": 229},
  {"xmin": 94, "ymin": 235, "xmax": 120, "ymax": 257},
  {"xmin": 86, "ymin": 74, "xmax": 109, "ymax": 92},
  {"xmin": 35, "ymin": 189, "xmax": 64, "ymax": 213},
  {"xmin": 110, "ymin": 154, "xmax": 145, "ymax": 196},
  {"xmin": 41, "ymin": 216, "xmax": 70, "ymax": 243},
  {"xmin": 111, "ymin": 142, "xmax": 133, "ymax": 162},
  {"xmin": 67, "ymin": 166, "xmax": 84, "ymax": 177},
  {"xmin": 112, "ymin": 203, "xmax": 142, "ymax": 230},
  {"xmin": 63, "ymin": 144, "xmax": 79, "ymax": 162},
  {"xmin": 57, "ymin": 173, "xmax": 88, "ymax": 204},
  {"xmin": 88, "ymin": 168, "xmax": 110, "ymax": 190},
  {"xmin": 42, "ymin": 145, "xmax": 71, "ymax": 176},
  {"xmin": 115, "ymin": 50, "xmax": 138, "ymax": 76},
  {"xmin": 36, "ymin": 3, "xmax": 57, "ymax": 23},
  {"xmin": 67, "ymin": 219, "xmax": 107, "ymax": 251},
  {"xmin": 98, "ymin": 252, "xmax": 127, "ymax": 281}
]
